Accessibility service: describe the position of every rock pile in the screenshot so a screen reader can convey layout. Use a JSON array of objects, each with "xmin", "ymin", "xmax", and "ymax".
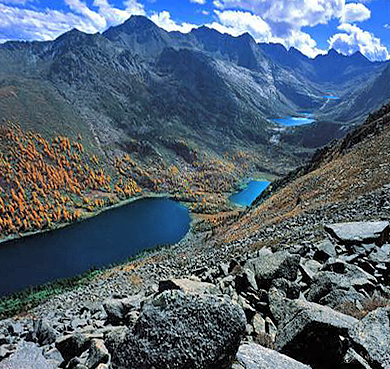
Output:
[{"xmin": 1, "ymin": 220, "xmax": 390, "ymax": 369}]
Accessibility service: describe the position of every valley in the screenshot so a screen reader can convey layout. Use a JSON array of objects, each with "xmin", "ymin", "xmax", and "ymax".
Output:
[{"xmin": 0, "ymin": 12, "xmax": 390, "ymax": 369}]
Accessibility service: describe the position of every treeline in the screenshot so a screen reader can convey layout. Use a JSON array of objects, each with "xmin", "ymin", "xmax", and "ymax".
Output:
[{"xmin": 0, "ymin": 123, "xmax": 140, "ymax": 237}]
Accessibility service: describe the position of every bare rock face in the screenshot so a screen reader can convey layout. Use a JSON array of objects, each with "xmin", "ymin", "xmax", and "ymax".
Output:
[
  {"xmin": 245, "ymin": 251, "xmax": 300, "ymax": 289},
  {"xmin": 106, "ymin": 290, "xmax": 246, "ymax": 369},
  {"xmin": 0, "ymin": 342, "xmax": 55, "ymax": 369},
  {"xmin": 325, "ymin": 221, "xmax": 390, "ymax": 246},
  {"xmin": 234, "ymin": 343, "xmax": 312, "ymax": 369},
  {"xmin": 269, "ymin": 288, "xmax": 358, "ymax": 368},
  {"xmin": 349, "ymin": 307, "xmax": 390, "ymax": 368}
]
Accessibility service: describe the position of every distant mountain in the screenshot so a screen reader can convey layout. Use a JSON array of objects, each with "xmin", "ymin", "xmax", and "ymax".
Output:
[
  {"xmin": 324, "ymin": 64, "xmax": 390, "ymax": 123},
  {"xmin": 0, "ymin": 15, "xmax": 388, "ymax": 177}
]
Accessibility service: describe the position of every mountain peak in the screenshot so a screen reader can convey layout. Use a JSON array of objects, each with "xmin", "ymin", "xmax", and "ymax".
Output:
[{"xmin": 122, "ymin": 15, "xmax": 157, "ymax": 30}]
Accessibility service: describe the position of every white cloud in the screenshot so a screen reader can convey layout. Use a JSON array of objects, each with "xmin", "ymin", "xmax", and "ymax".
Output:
[
  {"xmin": 385, "ymin": 24, "xmax": 390, "ymax": 30},
  {"xmin": 150, "ymin": 11, "xmax": 197, "ymax": 33},
  {"xmin": 341, "ymin": 3, "xmax": 371, "ymax": 23},
  {"xmin": 0, "ymin": 0, "xmax": 33, "ymax": 4},
  {"xmin": 0, "ymin": 0, "xmax": 145, "ymax": 42},
  {"xmin": 207, "ymin": 9, "xmax": 325, "ymax": 58},
  {"xmin": 190, "ymin": 0, "xmax": 206, "ymax": 4},
  {"xmin": 211, "ymin": 0, "xmax": 345, "ymax": 29},
  {"xmin": 329, "ymin": 23, "xmax": 389, "ymax": 61},
  {"xmin": 92, "ymin": 0, "xmax": 145, "ymax": 25},
  {"xmin": 209, "ymin": 10, "xmax": 272, "ymax": 40}
]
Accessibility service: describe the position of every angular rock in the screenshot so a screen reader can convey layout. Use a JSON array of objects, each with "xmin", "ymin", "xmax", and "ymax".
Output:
[
  {"xmin": 55, "ymin": 332, "xmax": 90, "ymax": 363},
  {"xmin": 318, "ymin": 288, "xmax": 366, "ymax": 310},
  {"xmin": 245, "ymin": 252, "xmax": 300, "ymax": 289},
  {"xmin": 158, "ymin": 278, "xmax": 217, "ymax": 295},
  {"xmin": 269, "ymin": 288, "xmax": 358, "ymax": 368},
  {"xmin": 85, "ymin": 339, "xmax": 110, "ymax": 369},
  {"xmin": 313, "ymin": 239, "xmax": 336, "ymax": 263},
  {"xmin": 106, "ymin": 290, "xmax": 246, "ymax": 369},
  {"xmin": 103, "ymin": 294, "xmax": 142, "ymax": 325},
  {"xmin": 7, "ymin": 322, "xmax": 23, "ymax": 336},
  {"xmin": 0, "ymin": 342, "xmax": 54, "ymax": 369},
  {"xmin": 349, "ymin": 307, "xmax": 390, "ymax": 368},
  {"xmin": 34, "ymin": 319, "xmax": 58, "ymax": 346},
  {"xmin": 343, "ymin": 348, "xmax": 372, "ymax": 369},
  {"xmin": 325, "ymin": 221, "xmax": 390, "ymax": 246},
  {"xmin": 235, "ymin": 343, "xmax": 311, "ymax": 369},
  {"xmin": 235, "ymin": 269, "xmax": 258, "ymax": 294},
  {"xmin": 299, "ymin": 259, "xmax": 322, "ymax": 283},
  {"xmin": 271, "ymin": 278, "xmax": 300, "ymax": 300}
]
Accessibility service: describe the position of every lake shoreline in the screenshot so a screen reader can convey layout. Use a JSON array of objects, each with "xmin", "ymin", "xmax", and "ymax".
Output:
[{"xmin": 0, "ymin": 191, "xmax": 189, "ymax": 246}]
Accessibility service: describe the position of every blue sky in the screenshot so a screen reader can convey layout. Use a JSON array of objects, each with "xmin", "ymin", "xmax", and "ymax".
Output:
[{"xmin": 0, "ymin": 0, "xmax": 389, "ymax": 61}]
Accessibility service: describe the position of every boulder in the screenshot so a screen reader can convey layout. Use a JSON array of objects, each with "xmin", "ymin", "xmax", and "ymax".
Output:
[
  {"xmin": 271, "ymin": 278, "xmax": 300, "ymax": 300},
  {"xmin": 55, "ymin": 332, "xmax": 90, "ymax": 363},
  {"xmin": 318, "ymin": 288, "xmax": 366, "ymax": 310},
  {"xmin": 343, "ymin": 348, "xmax": 372, "ymax": 369},
  {"xmin": 245, "ymin": 252, "xmax": 300, "ymax": 289},
  {"xmin": 158, "ymin": 278, "xmax": 217, "ymax": 295},
  {"xmin": 103, "ymin": 294, "xmax": 142, "ymax": 325},
  {"xmin": 33, "ymin": 319, "xmax": 58, "ymax": 346},
  {"xmin": 0, "ymin": 342, "xmax": 55, "ymax": 369},
  {"xmin": 269, "ymin": 289, "xmax": 358, "ymax": 368},
  {"xmin": 324, "ymin": 221, "xmax": 390, "ymax": 246},
  {"xmin": 299, "ymin": 259, "xmax": 322, "ymax": 283},
  {"xmin": 84, "ymin": 339, "xmax": 110, "ymax": 369},
  {"xmin": 349, "ymin": 307, "xmax": 390, "ymax": 368},
  {"xmin": 106, "ymin": 290, "xmax": 246, "ymax": 369},
  {"xmin": 234, "ymin": 343, "xmax": 312, "ymax": 369},
  {"xmin": 235, "ymin": 269, "xmax": 258, "ymax": 294},
  {"xmin": 313, "ymin": 240, "xmax": 336, "ymax": 263}
]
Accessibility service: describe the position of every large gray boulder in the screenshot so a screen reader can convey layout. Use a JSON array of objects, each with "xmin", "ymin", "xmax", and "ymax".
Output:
[
  {"xmin": 349, "ymin": 307, "xmax": 390, "ymax": 368},
  {"xmin": 269, "ymin": 289, "xmax": 358, "ymax": 368},
  {"xmin": 106, "ymin": 290, "xmax": 246, "ymax": 369},
  {"xmin": 103, "ymin": 294, "xmax": 142, "ymax": 326},
  {"xmin": 33, "ymin": 319, "xmax": 58, "ymax": 346},
  {"xmin": 158, "ymin": 278, "xmax": 217, "ymax": 295},
  {"xmin": 234, "ymin": 343, "xmax": 311, "ymax": 369},
  {"xmin": 245, "ymin": 251, "xmax": 300, "ymax": 289},
  {"xmin": 325, "ymin": 221, "xmax": 390, "ymax": 246},
  {"xmin": 0, "ymin": 342, "xmax": 55, "ymax": 369}
]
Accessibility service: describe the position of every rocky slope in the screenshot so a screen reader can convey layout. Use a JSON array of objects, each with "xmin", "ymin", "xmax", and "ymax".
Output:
[{"xmin": 1, "ymin": 104, "xmax": 390, "ymax": 368}]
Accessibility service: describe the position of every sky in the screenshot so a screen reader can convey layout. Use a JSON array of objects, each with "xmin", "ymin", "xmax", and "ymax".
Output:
[{"xmin": 0, "ymin": 0, "xmax": 389, "ymax": 61}]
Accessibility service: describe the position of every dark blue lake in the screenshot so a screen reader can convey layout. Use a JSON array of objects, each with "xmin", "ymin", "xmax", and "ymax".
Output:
[
  {"xmin": 230, "ymin": 180, "xmax": 270, "ymax": 207},
  {"xmin": 272, "ymin": 116, "xmax": 315, "ymax": 126},
  {"xmin": 0, "ymin": 198, "xmax": 190, "ymax": 296}
]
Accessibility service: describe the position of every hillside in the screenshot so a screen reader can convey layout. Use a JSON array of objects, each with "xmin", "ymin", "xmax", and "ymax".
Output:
[
  {"xmin": 1, "ymin": 103, "xmax": 390, "ymax": 369},
  {"xmin": 213, "ymin": 101, "xmax": 390, "ymax": 243},
  {"xmin": 0, "ymin": 16, "xmax": 388, "ymax": 184}
]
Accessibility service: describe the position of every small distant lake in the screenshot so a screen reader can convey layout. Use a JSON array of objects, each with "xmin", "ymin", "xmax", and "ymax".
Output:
[
  {"xmin": 272, "ymin": 115, "xmax": 315, "ymax": 126},
  {"xmin": 322, "ymin": 95, "xmax": 340, "ymax": 100},
  {"xmin": 230, "ymin": 180, "xmax": 270, "ymax": 207},
  {"xmin": 0, "ymin": 198, "xmax": 191, "ymax": 296}
]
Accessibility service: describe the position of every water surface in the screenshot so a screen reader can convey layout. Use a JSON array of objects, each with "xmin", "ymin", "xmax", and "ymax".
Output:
[
  {"xmin": 272, "ymin": 116, "xmax": 315, "ymax": 126},
  {"xmin": 230, "ymin": 180, "xmax": 270, "ymax": 207},
  {"xmin": 0, "ymin": 198, "xmax": 190, "ymax": 296}
]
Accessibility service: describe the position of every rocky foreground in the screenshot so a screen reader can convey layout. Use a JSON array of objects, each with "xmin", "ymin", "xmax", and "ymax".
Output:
[{"xmin": 1, "ymin": 208, "xmax": 390, "ymax": 368}]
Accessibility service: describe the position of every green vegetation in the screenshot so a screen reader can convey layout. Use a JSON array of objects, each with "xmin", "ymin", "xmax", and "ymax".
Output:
[{"xmin": 0, "ymin": 269, "xmax": 103, "ymax": 319}]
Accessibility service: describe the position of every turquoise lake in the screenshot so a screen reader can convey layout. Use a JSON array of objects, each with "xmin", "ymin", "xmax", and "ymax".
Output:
[
  {"xmin": 230, "ymin": 180, "xmax": 271, "ymax": 207},
  {"xmin": 0, "ymin": 198, "xmax": 191, "ymax": 296},
  {"xmin": 272, "ymin": 116, "xmax": 315, "ymax": 126},
  {"xmin": 323, "ymin": 95, "xmax": 340, "ymax": 100}
]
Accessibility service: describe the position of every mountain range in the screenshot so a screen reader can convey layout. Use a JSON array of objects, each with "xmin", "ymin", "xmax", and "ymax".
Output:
[{"xmin": 0, "ymin": 15, "xmax": 389, "ymax": 177}]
